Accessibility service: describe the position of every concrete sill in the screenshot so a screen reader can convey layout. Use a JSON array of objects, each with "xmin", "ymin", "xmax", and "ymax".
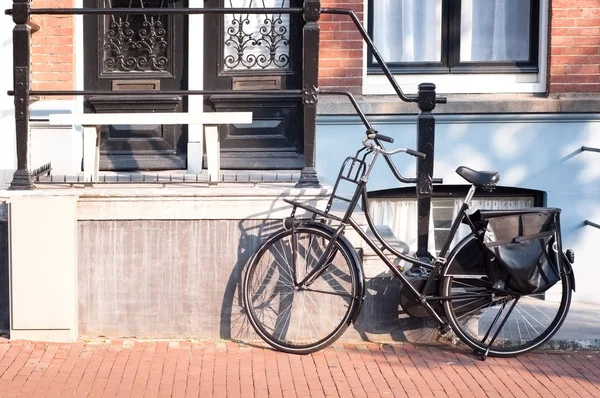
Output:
[{"xmin": 317, "ymin": 93, "xmax": 600, "ymax": 116}]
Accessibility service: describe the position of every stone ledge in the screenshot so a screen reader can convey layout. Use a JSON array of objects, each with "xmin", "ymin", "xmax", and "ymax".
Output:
[
  {"xmin": 1, "ymin": 184, "xmax": 336, "ymax": 221},
  {"xmin": 318, "ymin": 93, "xmax": 600, "ymax": 115}
]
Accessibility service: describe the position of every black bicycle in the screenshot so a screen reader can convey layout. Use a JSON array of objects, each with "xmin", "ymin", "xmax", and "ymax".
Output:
[{"xmin": 242, "ymin": 127, "xmax": 575, "ymax": 360}]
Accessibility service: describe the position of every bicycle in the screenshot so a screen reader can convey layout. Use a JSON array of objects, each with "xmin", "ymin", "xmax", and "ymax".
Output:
[{"xmin": 241, "ymin": 118, "xmax": 576, "ymax": 360}]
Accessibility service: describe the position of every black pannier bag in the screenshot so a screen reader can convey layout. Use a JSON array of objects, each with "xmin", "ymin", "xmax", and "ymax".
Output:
[{"xmin": 468, "ymin": 208, "xmax": 562, "ymax": 295}]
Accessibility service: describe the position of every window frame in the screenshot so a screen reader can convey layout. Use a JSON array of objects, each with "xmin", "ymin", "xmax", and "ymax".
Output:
[
  {"xmin": 368, "ymin": 185, "xmax": 544, "ymax": 205},
  {"xmin": 366, "ymin": 0, "xmax": 541, "ymax": 75}
]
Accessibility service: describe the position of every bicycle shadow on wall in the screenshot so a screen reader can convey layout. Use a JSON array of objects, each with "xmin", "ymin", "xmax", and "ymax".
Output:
[
  {"xmin": 218, "ymin": 185, "xmax": 446, "ymax": 347},
  {"xmin": 238, "ymin": 226, "xmax": 359, "ymax": 346},
  {"xmin": 220, "ymin": 195, "xmax": 441, "ymax": 346},
  {"xmin": 218, "ymin": 187, "xmax": 332, "ymax": 343}
]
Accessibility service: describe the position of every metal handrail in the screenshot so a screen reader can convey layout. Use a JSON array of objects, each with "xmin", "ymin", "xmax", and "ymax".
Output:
[
  {"xmin": 585, "ymin": 220, "xmax": 600, "ymax": 229},
  {"xmin": 6, "ymin": 7, "xmax": 304, "ymax": 15},
  {"xmin": 321, "ymin": 8, "xmax": 414, "ymax": 103},
  {"xmin": 10, "ymin": 89, "xmax": 304, "ymax": 97},
  {"xmin": 582, "ymin": 146, "xmax": 600, "ymax": 153}
]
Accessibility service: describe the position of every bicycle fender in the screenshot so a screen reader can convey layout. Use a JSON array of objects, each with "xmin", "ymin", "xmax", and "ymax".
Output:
[
  {"xmin": 300, "ymin": 221, "xmax": 366, "ymax": 323},
  {"xmin": 441, "ymin": 234, "xmax": 487, "ymax": 277}
]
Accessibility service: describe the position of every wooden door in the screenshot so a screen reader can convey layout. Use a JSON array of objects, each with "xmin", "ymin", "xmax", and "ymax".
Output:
[
  {"xmin": 203, "ymin": 0, "xmax": 304, "ymax": 169},
  {"xmin": 84, "ymin": 0, "xmax": 188, "ymax": 170}
]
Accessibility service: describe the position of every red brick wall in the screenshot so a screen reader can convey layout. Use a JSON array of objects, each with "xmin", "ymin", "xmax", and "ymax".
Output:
[
  {"xmin": 31, "ymin": 0, "xmax": 75, "ymax": 93},
  {"xmin": 550, "ymin": 0, "xmax": 600, "ymax": 93},
  {"xmin": 317, "ymin": 1, "xmax": 600, "ymax": 94},
  {"xmin": 20, "ymin": 1, "xmax": 600, "ymax": 95},
  {"xmin": 318, "ymin": 0, "xmax": 363, "ymax": 94}
]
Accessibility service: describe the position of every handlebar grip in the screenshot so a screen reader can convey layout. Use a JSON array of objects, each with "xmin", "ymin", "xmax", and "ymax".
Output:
[
  {"xmin": 373, "ymin": 133, "xmax": 394, "ymax": 144},
  {"xmin": 436, "ymin": 96, "xmax": 447, "ymax": 104},
  {"xmin": 406, "ymin": 149, "xmax": 426, "ymax": 159}
]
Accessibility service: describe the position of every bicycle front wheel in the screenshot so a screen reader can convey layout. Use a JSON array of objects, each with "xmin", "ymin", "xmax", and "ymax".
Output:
[
  {"xmin": 442, "ymin": 272, "xmax": 572, "ymax": 357},
  {"xmin": 243, "ymin": 224, "xmax": 362, "ymax": 354}
]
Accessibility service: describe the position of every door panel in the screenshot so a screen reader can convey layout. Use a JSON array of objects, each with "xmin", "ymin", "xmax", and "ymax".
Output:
[
  {"xmin": 204, "ymin": 0, "xmax": 304, "ymax": 170},
  {"xmin": 84, "ymin": 0, "xmax": 188, "ymax": 171}
]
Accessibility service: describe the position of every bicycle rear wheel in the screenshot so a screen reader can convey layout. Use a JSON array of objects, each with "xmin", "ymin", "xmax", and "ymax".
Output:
[
  {"xmin": 442, "ymin": 272, "xmax": 571, "ymax": 357},
  {"xmin": 243, "ymin": 224, "xmax": 362, "ymax": 354}
]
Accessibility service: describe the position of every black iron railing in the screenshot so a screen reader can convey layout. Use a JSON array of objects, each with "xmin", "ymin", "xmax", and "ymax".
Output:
[
  {"xmin": 5, "ymin": 0, "xmax": 322, "ymax": 190},
  {"xmin": 6, "ymin": 0, "xmax": 445, "ymax": 260},
  {"xmin": 320, "ymin": 7, "xmax": 446, "ymax": 262}
]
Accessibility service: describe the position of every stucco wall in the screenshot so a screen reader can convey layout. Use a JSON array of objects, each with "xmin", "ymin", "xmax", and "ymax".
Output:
[{"xmin": 316, "ymin": 114, "xmax": 600, "ymax": 303}]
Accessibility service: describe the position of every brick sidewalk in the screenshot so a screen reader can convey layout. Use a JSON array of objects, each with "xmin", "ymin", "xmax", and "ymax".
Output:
[{"xmin": 0, "ymin": 340, "xmax": 598, "ymax": 397}]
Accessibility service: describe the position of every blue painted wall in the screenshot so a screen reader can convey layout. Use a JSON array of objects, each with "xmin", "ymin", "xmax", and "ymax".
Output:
[{"xmin": 317, "ymin": 114, "xmax": 600, "ymax": 303}]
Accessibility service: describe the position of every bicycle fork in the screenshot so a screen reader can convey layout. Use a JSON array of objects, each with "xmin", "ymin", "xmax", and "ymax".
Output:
[{"xmin": 283, "ymin": 212, "xmax": 349, "ymax": 290}]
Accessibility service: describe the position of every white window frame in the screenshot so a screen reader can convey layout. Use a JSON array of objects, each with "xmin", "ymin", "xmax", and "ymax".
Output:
[{"xmin": 362, "ymin": 0, "xmax": 549, "ymax": 95}]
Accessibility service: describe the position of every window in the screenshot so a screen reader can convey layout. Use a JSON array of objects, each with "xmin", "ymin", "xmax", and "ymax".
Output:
[
  {"xmin": 368, "ymin": 186, "xmax": 543, "ymax": 255},
  {"xmin": 367, "ymin": 0, "xmax": 540, "ymax": 75}
]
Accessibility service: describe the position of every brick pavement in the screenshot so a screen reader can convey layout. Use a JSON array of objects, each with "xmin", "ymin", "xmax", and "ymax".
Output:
[{"xmin": 0, "ymin": 339, "xmax": 598, "ymax": 397}]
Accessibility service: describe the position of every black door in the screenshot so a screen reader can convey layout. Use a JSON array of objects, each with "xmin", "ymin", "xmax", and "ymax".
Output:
[
  {"xmin": 203, "ymin": 0, "xmax": 304, "ymax": 170},
  {"xmin": 84, "ymin": 0, "xmax": 188, "ymax": 171}
]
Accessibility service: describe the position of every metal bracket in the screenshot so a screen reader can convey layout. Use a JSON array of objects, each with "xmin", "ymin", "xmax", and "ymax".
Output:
[
  {"xmin": 303, "ymin": 85, "xmax": 318, "ymax": 106},
  {"xmin": 417, "ymin": 174, "xmax": 433, "ymax": 196}
]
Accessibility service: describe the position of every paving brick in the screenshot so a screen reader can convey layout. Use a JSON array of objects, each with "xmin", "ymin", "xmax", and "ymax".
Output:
[{"xmin": 0, "ymin": 340, "xmax": 596, "ymax": 397}]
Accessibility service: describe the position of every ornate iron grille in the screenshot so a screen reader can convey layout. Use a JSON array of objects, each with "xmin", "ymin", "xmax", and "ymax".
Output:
[
  {"xmin": 224, "ymin": 0, "xmax": 291, "ymax": 71},
  {"xmin": 102, "ymin": 0, "xmax": 175, "ymax": 74}
]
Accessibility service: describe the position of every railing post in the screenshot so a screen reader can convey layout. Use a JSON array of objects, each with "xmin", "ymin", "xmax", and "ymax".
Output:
[
  {"xmin": 296, "ymin": 0, "xmax": 321, "ymax": 188},
  {"xmin": 9, "ymin": 0, "xmax": 33, "ymax": 190},
  {"xmin": 414, "ymin": 83, "xmax": 437, "ymax": 263}
]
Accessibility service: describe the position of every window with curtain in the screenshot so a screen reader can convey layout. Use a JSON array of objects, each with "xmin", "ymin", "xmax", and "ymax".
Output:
[
  {"xmin": 368, "ymin": 0, "xmax": 540, "ymax": 74},
  {"xmin": 369, "ymin": 191, "xmax": 539, "ymax": 256}
]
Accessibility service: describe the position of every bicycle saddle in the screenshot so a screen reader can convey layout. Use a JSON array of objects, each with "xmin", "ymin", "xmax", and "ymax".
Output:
[{"xmin": 456, "ymin": 166, "xmax": 500, "ymax": 186}]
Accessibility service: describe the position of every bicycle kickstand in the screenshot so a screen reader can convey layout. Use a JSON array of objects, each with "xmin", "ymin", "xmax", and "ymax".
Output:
[{"xmin": 474, "ymin": 296, "xmax": 521, "ymax": 361}]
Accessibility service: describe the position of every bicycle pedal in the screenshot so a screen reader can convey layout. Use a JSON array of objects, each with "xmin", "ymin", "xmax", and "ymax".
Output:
[{"xmin": 439, "ymin": 324, "xmax": 451, "ymax": 335}]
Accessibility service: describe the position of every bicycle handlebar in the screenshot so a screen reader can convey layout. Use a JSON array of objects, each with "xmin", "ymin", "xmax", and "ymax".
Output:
[
  {"xmin": 370, "ymin": 133, "xmax": 394, "ymax": 143},
  {"xmin": 363, "ymin": 135, "xmax": 426, "ymax": 158}
]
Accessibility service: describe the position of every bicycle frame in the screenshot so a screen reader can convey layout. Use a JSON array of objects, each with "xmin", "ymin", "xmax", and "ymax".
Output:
[{"xmin": 285, "ymin": 145, "xmax": 482, "ymax": 327}]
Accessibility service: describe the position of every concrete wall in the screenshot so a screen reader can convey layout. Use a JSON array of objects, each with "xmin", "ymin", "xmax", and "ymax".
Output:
[
  {"xmin": 0, "ymin": 187, "xmax": 412, "ymax": 342},
  {"xmin": 77, "ymin": 219, "xmax": 267, "ymax": 338},
  {"xmin": 76, "ymin": 217, "xmax": 424, "ymax": 342},
  {"xmin": 316, "ymin": 113, "xmax": 600, "ymax": 303}
]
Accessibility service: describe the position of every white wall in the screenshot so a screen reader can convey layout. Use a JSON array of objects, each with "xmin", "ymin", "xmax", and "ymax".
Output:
[
  {"xmin": 317, "ymin": 114, "xmax": 600, "ymax": 303},
  {"xmin": 0, "ymin": 18, "xmax": 15, "ymax": 190}
]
